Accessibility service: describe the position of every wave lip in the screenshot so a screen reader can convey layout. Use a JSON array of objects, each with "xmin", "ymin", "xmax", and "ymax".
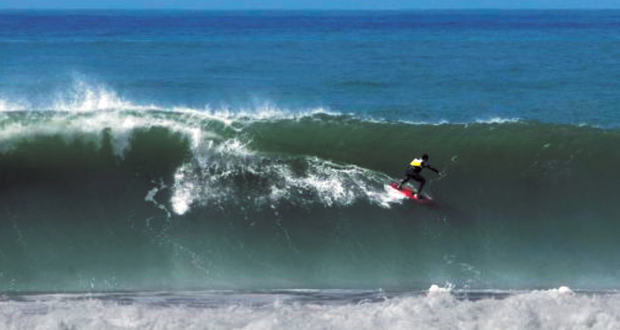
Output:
[
  {"xmin": 1, "ymin": 79, "xmax": 613, "ymax": 129},
  {"xmin": 51, "ymin": 82, "xmax": 157, "ymax": 112}
]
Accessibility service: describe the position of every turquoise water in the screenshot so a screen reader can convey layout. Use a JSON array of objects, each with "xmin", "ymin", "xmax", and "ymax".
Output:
[{"xmin": 1, "ymin": 10, "xmax": 620, "ymax": 329}]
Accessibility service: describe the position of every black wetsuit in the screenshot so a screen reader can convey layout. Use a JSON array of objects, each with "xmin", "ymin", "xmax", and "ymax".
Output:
[{"xmin": 398, "ymin": 158, "xmax": 439, "ymax": 195}]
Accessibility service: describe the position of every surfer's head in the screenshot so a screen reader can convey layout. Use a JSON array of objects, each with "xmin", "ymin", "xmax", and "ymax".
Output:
[{"xmin": 422, "ymin": 154, "xmax": 429, "ymax": 160}]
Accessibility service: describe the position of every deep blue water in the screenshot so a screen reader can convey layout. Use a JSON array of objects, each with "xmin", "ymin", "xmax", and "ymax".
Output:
[{"xmin": 1, "ymin": 10, "xmax": 620, "ymax": 125}]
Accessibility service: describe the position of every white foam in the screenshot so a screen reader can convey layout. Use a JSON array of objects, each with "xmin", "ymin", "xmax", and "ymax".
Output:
[
  {"xmin": 475, "ymin": 117, "xmax": 522, "ymax": 124},
  {"xmin": 170, "ymin": 164, "xmax": 200, "ymax": 216},
  {"xmin": 383, "ymin": 184, "xmax": 407, "ymax": 202},
  {"xmin": 52, "ymin": 81, "xmax": 149, "ymax": 112},
  {"xmin": 277, "ymin": 158, "xmax": 364, "ymax": 207},
  {"xmin": 144, "ymin": 181, "xmax": 172, "ymax": 218},
  {"xmin": 0, "ymin": 98, "xmax": 19, "ymax": 112},
  {"xmin": 428, "ymin": 283, "xmax": 453, "ymax": 295},
  {"xmin": 2, "ymin": 288, "xmax": 619, "ymax": 330},
  {"xmin": 168, "ymin": 135, "xmax": 399, "ymax": 214}
]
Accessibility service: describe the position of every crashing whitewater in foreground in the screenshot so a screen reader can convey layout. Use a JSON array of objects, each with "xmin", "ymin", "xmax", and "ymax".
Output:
[{"xmin": 3, "ymin": 285, "xmax": 620, "ymax": 329}]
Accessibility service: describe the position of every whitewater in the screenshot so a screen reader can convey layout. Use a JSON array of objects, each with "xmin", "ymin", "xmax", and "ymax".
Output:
[{"xmin": 6, "ymin": 286, "xmax": 620, "ymax": 330}]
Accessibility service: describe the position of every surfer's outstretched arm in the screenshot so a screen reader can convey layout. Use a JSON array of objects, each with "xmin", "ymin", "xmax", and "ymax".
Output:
[{"xmin": 424, "ymin": 164, "xmax": 440, "ymax": 175}]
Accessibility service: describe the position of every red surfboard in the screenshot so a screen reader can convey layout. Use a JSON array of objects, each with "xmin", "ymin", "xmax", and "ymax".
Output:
[{"xmin": 388, "ymin": 182, "xmax": 439, "ymax": 207}]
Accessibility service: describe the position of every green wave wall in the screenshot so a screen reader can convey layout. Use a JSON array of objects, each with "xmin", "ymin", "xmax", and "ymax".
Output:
[{"xmin": 0, "ymin": 112, "xmax": 619, "ymax": 292}]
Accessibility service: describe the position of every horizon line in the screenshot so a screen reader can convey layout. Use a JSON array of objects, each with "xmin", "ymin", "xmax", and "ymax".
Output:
[{"xmin": 1, "ymin": 8, "xmax": 620, "ymax": 11}]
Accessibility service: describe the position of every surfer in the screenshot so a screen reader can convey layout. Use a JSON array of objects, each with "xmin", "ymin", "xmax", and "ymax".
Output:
[{"xmin": 397, "ymin": 154, "xmax": 440, "ymax": 199}]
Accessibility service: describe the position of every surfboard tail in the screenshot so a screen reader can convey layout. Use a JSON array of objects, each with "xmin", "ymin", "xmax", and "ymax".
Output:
[{"xmin": 387, "ymin": 182, "xmax": 439, "ymax": 207}]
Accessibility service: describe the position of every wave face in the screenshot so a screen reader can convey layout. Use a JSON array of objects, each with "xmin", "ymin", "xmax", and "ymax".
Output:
[{"xmin": 0, "ymin": 106, "xmax": 619, "ymax": 292}]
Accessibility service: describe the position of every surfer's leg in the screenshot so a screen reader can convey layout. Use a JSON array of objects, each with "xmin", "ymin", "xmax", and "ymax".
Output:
[
  {"xmin": 397, "ymin": 176, "xmax": 409, "ymax": 189},
  {"xmin": 399, "ymin": 168, "xmax": 416, "ymax": 189},
  {"xmin": 415, "ymin": 175, "xmax": 426, "ymax": 195}
]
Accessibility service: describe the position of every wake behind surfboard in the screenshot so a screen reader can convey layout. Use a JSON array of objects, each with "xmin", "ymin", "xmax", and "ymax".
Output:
[{"xmin": 385, "ymin": 182, "xmax": 439, "ymax": 207}]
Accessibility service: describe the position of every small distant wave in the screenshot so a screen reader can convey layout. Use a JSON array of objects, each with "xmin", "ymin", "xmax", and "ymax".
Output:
[{"xmin": 474, "ymin": 116, "xmax": 522, "ymax": 124}]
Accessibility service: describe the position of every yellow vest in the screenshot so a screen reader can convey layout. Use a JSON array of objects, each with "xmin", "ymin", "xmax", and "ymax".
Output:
[{"xmin": 410, "ymin": 158, "xmax": 423, "ymax": 167}]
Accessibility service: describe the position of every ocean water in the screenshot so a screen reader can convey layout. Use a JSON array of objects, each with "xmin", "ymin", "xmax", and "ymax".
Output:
[{"xmin": 1, "ymin": 9, "xmax": 620, "ymax": 329}]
